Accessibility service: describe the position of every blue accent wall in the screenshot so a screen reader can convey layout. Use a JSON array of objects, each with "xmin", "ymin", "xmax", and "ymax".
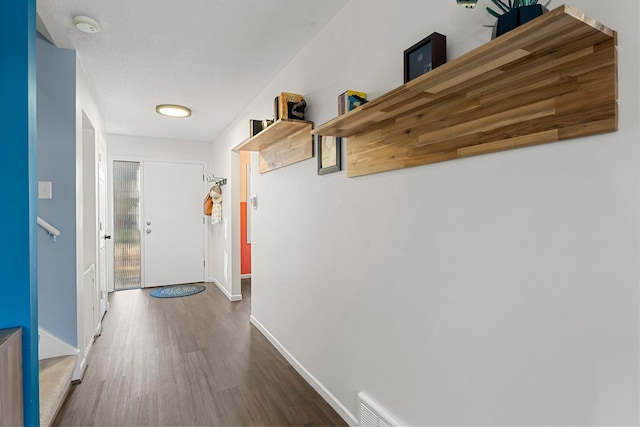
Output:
[
  {"xmin": 0, "ymin": 1, "xmax": 39, "ymax": 424},
  {"xmin": 36, "ymin": 34, "xmax": 78, "ymax": 347}
]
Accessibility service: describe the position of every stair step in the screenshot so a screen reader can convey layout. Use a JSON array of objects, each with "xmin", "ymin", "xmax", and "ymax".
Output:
[{"xmin": 39, "ymin": 355, "xmax": 77, "ymax": 426}]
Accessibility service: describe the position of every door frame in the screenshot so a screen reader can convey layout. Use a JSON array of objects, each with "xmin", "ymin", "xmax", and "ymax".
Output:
[
  {"xmin": 79, "ymin": 112, "xmax": 99, "ymax": 373},
  {"xmin": 107, "ymin": 156, "xmax": 209, "ymax": 292}
]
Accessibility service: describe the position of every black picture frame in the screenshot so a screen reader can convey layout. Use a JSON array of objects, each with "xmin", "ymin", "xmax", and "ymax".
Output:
[
  {"xmin": 404, "ymin": 32, "xmax": 446, "ymax": 83},
  {"xmin": 316, "ymin": 135, "xmax": 341, "ymax": 175},
  {"xmin": 249, "ymin": 119, "xmax": 263, "ymax": 138}
]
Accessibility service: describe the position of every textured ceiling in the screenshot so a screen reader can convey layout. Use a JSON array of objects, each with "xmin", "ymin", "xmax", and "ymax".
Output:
[{"xmin": 37, "ymin": 0, "xmax": 348, "ymax": 142}]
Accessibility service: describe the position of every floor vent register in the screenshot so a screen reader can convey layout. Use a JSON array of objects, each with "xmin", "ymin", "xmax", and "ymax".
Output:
[{"xmin": 358, "ymin": 392, "xmax": 402, "ymax": 427}]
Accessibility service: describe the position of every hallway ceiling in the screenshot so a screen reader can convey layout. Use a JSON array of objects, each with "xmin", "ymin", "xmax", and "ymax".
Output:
[{"xmin": 36, "ymin": 0, "xmax": 348, "ymax": 142}]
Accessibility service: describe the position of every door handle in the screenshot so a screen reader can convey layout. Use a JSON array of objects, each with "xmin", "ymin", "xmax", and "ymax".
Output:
[{"xmin": 103, "ymin": 235, "xmax": 112, "ymax": 240}]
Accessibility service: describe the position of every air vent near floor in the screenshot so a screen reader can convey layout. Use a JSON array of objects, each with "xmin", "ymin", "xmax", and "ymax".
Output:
[{"xmin": 358, "ymin": 392, "xmax": 402, "ymax": 427}]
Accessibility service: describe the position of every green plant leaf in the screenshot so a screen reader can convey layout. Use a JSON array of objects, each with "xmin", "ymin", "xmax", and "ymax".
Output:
[
  {"xmin": 490, "ymin": 0, "xmax": 511, "ymax": 13},
  {"xmin": 486, "ymin": 6, "xmax": 501, "ymax": 18}
]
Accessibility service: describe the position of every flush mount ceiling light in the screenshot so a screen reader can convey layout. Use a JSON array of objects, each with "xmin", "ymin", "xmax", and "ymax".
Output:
[
  {"xmin": 155, "ymin": 104, "xmax": 192, "ymax": 118},
  {"xmin": 73, "ymin": 15, "xmax": 101, "ymax": 33},
  {"xmin": 457, "ymin": 0, "xmax": 478, "ymax": 8}
]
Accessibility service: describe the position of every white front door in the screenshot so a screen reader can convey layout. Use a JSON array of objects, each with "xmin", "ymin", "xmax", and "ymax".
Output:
[{"xmin": 142, "ymin": 161, "xmax": 205, "ymax": 287}]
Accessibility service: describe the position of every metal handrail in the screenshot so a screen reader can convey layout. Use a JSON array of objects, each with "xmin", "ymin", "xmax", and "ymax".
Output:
[{"xmin": 37, "ymin": 216, "xmax": 60, "ymax": 242}]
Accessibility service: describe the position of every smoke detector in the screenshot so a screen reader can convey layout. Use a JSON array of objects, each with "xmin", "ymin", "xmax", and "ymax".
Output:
[{"xmin": 73, "ymin": 16, "xmax": 101, "ymax": 34}]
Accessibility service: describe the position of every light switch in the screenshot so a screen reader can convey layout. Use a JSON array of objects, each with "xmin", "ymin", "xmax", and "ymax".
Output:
[{"xmin": 38, "ymin": 181, "xmax": 52, "ymax": 199}]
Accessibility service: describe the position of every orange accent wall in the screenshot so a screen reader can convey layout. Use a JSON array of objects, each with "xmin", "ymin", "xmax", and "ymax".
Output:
[
  {"xmin": 240, "ymin": 150, "xmax": 251, "ymax": 275},
  {"xmin": 240, "ymin": 202, "xmax": 251, "ymax": 274}
]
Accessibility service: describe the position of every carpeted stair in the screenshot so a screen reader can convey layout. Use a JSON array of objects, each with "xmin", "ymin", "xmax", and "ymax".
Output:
[{"xmin": 39, "ymin": 355, "xmax": 77, "ymax": 426}]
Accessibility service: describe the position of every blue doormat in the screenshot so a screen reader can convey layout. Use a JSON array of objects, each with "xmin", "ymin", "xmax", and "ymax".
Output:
[{"xmin": 150, "ymin": 284, "xmax": 205, "ymax": 298}]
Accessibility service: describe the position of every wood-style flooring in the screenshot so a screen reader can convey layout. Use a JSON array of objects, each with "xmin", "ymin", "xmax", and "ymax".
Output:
[{"xmin": 54, "ymin": 280, "xmax": 347, "ymax": 426}]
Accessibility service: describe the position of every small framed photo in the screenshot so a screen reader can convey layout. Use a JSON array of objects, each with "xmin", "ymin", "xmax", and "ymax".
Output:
[
  {"xmin": 404, "ymin": 32, "xmax": 446, "ymax": 83},
  {"xmin": 316, "ymin": 135, "xmax": 342, "ymax": 175}
]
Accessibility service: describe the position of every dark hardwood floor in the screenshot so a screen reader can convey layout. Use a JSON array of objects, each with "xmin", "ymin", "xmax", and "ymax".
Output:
[{"xmin": 54, "ymin": 279, "xmax": 347, "ymax": 426}]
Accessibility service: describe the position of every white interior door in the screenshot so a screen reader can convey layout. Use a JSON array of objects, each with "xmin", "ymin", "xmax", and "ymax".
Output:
[
  {"xmin": 142, "ymin": 161, "xmax": 204, "ymax": 287},
  {"xmin": 97, "ymin": 137, "xmax": 108, "ymax": 318}
]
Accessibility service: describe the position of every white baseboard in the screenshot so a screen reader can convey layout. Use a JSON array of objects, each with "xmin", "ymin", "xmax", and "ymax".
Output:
[
  {"xmin": 38, "ymin": 327, "xmax": 82, "ymax": 380},
  {"xmin": 249, "ymin": 315, "xmax": 358, "ymax": 426},
  {"xmin": 240, "ymin": 274, "xmax": 252, "ymax": 279},
  {"xmin": 210, "ymin": 278, "xmax": 242, "ymax": 302},
  {"xmin": 94, "ymin": 320, "xmax": 103, "ymax": 338},
  {"xmin": 78, "ymin": 338, "xmax": 93, "ymax": 381}
]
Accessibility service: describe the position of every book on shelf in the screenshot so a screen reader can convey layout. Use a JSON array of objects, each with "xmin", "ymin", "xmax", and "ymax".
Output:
[
  {"xmin": 338, "ymin": 90, "xmax": 367, "ymax": 115},
  {"xmin": 274, "ymin": 92, "xmax": 306, "ymax": 120}
]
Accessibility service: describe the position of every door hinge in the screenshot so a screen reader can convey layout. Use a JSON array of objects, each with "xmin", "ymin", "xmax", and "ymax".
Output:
[{"xmin": 203, "ymin": 260, "xmax": 205, "ymax": 267}]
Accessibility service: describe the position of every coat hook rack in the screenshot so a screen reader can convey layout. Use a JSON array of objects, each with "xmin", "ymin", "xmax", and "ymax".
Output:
[{"xmin": 206, "ymin": 174, "xmax": 227, "ymax": 186}]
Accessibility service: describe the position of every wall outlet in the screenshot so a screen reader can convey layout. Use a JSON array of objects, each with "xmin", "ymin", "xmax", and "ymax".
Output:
[{"xmin": 38, "ymin": 181, "xmax": 53, "ymax": 199}]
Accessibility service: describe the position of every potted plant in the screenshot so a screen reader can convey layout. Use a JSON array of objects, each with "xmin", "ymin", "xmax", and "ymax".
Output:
[{"xmin": 487, "ymin": 0, "xmax": 551, "ymax": 38}]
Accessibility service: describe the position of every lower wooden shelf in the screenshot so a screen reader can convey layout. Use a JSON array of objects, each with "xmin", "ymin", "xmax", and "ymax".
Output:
[
  {"xmin": 236, "ymin": 119, "xmax": 314, "ymax": 174},
  {"xmin": 0, "ymin": 328, "xmax": 23, "ymax": 426}
]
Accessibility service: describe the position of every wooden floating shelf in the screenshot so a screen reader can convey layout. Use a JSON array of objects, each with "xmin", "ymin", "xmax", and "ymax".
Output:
[
  {"xmin": 237, "ymin": 118, "xmax": 314, "ymax": 174},
  {"xmin": 312, "ymin": 5, "xmax": 617, "ymax": 177}
]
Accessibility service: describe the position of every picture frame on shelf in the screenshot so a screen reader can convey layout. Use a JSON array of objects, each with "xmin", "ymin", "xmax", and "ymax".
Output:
[
  {"xmin": 317, "ymin": 135, "xmax": 341, "ymax": 175},
  {"xmin": 249, "ymin": 119, "xmax": 263, "ymax": 138},
  {"xmin": 249, "ymin": 118, "xmax": 274, "ymax": 138},
  {"xmin": 404, "ymin": 32, "xmax": 446, "ymax": 83}
]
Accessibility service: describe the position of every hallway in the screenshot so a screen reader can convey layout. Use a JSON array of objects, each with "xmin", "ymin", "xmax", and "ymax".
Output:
[{"xmin": 54, "ymin": 281, "xmax": 346, "ymax": 426}]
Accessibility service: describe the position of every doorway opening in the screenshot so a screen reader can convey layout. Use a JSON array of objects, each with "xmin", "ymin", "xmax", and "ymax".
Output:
[{"xmin": 239, "ymin": 151, "xmax": 252, "ymax": 297}]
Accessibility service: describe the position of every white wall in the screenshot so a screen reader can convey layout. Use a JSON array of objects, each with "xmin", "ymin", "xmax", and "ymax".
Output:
[
  {"xmin": 206, "ymin": 139, "xmax": 242, "ymax": 299},
  {"xmin": 210, "ymin": 1, "xmax": 639, "ymax": 425},
  {"xmin": 108, "ymin": 134, "xmax": 212, "ymax": 163}
]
